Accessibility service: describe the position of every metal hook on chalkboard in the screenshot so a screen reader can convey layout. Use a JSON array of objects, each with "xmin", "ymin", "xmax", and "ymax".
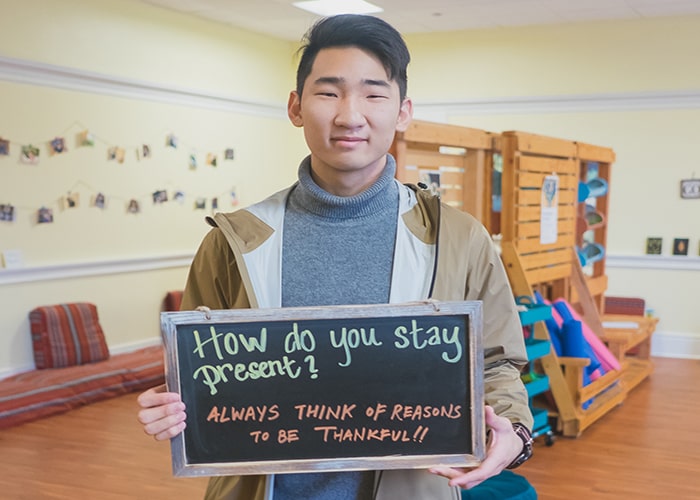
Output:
[
  {"xmin": 423, "ymin": 298, "xmax": 441, "ymax": 312},
  {"xmin": 195, "ymin": 305, "xmax": 212, "ymax": 320}
]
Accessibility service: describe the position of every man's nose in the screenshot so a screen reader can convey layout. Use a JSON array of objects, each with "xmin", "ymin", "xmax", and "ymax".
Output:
[{"xmin": 335, "ymin": 97, "xmax": 366, "ymax": 128}]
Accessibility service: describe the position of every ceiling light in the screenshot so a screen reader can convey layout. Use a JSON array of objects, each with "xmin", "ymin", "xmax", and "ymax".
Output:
[{"xmin": 293, "ymin": 0, "xmax": 383, "ymax": 17}]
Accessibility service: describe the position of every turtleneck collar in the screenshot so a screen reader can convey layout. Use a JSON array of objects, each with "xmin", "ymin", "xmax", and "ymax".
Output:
[{"xmin": 291, "ymin": 155, "xmax": 398, "ymax": 219}]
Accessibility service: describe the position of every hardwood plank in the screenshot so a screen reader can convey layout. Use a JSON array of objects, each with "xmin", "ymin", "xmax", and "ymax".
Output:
[
  {"xmin": 401, "ymin": 120, "xmax": 492, "ymax": 149},
  {"xmin": 515, "ymin": 220, "xmax": 574, "ymax": 239},
  {"xmin": 520, "ymin": 357, "xmax": 700, "ymax": 499},
  {"xmin": 503, "ymin": 131, "xmax": 577, "ymax": 158},
  {"xmin": 517, "ymin": 157, "xmax": 578, "ymax": 178},
  {"xmin": 514, "ymin": 233, "xmax": 576, "ymax": 255},
  {"xmin": 516, "ymin": 204, "xmax": 576, "ymax": 223},
  {"xmin": 405, "ymin": 149, "xmax": 466, "ymax": 168},
  {"xmin": 0, "ymin": 393, "xmax": 209, "ymax": 499},
  {"xmin": 0, "ymin": 358, "xmax": 698, "ymax": 499},
  {"xmin": 576, "ymin": 142, "xmax": 615, "ymax": 163},
  {"xmin": 514, "ymin": 187, "xmax": 577, "ymax": 206}
]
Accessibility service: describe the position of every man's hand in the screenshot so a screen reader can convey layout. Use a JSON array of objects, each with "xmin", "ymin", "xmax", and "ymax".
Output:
[
  {"xmin": 136, "ymin": 384, "xmax": 187, "ymax": 441},
  {"xmin": 429, "ymin": 405, "xmax": 524, "ymax": 489}
]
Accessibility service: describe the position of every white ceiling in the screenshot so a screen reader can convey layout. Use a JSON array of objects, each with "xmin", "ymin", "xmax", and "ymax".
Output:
[{"xmin": 137, "ymin": 0, "xmax": 700, "ymax": 41}]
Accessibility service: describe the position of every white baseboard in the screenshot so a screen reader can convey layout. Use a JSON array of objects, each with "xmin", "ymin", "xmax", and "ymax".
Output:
[
  {"xmin": 108, "ymin": 337, "xmax": 163, "ymax": 355},
  {"xmin": 0, "ymin": 364, "xmax": 35, "ymax": 380},
  {"xmin": 651, "ymin": 330, "xmax": 700, "ymax": 359}
]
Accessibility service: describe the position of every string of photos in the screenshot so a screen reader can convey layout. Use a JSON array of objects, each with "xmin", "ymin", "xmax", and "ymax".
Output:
[{"xmin": 0, "ymin": 121, "xmax": 239, "ymax": 224}]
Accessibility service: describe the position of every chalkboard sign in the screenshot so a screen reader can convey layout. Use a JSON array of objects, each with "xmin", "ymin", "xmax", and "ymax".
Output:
[{"xmin": 161, "ymin": 300, "xmax": 484, "ymax": 477}]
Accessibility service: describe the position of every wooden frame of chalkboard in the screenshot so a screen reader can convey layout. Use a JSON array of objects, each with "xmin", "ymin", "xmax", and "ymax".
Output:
[{"xmin": 161, "ymin": 300, "xmax": 485, "ymax": 477}]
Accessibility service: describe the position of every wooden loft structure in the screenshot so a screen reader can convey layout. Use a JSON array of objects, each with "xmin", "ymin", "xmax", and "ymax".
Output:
[
  {"xmin": 498, "ymin": 131, "xmax": 579, "ymax": 285},
  {"xmin": 391, "ymin": 120, "xmax": 493, "ymax": 228},
  {"xmin": 391, "ymin": 121, "xmax": 657, "ymax": 437},
  {"xmin": 573, "ymin": 142, "xmax": 658, "ymax": 398},
  {"xmin": 572, "ymin": 142, "xmax": 614, "ymax": 312},
  {"xmin": 495, "ymin": 131, "xmax": 624, "ymax": 437}
]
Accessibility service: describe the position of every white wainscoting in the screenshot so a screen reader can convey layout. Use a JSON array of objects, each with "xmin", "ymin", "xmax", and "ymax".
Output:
[
  {"xmin": 3, "ymin": 253, "xmax": 696, "ymax": 285},
  {"xmin": 0, "ymin": 55, "xmax": 286, "ymax": 118},
  {"xmin": 0, "ymin": 253, "xmax": 194, "ymax": 286},
  {"xmin": 2, "ymin": 253, "xmax": 697, "ymax": 360},
  {"xmin": 2, "ymin": 55, "xmax": 699, "ymax": 121},
  {"xmin": 607, "ymin": 254, "xmax": 700, "ymax": 271},
  {"xmin": 651, "ymin": 331, "xmax": 700, "ymax": 360}
]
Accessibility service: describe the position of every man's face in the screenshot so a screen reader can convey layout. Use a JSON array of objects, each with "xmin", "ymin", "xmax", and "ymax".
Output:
[{"xmin": 288, "ymin": 46, "xmax": 412, "ymax": 195}]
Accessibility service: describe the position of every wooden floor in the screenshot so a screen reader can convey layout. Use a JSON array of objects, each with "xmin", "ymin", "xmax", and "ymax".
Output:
[{"xmin": 1, "ymin": 357, "xmax": 699, "ymax": 499}]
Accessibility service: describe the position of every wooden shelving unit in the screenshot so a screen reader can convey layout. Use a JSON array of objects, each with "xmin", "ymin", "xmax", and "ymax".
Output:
[
  {"xmin": 390, "ymin": 120, "xmax": 494, "ymax": 228},
  {"xmin": 391, "ymin": 121, "xmax": 658, "ymax": 436},
  {"xmin": 573, "ymin": 142, "xmax": 614, "ymax": 313},
  {"xmin": 572, "ymin": 142, "xmax": 657, "ymax": 396},
  {"xmin": 498, "ymin": 131, "xmax": 626, "ymax": 437},
  {"xmin": 518, "ymin": 306, "xmax": 555, "ymax": 445}
]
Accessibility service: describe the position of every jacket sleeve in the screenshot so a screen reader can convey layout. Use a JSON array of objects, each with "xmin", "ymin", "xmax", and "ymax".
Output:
[
  {"xmin": 463, "ymin": 222, "xmax": 533, "ymax": 429},
  {"xmin": 181, "ymin": 228, "xmax": 251, "ymax": 312}
]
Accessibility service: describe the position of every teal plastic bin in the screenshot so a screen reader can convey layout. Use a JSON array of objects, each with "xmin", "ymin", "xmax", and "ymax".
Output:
[{"xmin": 461, "ymin": 470, "xmax": 537, "ymax": 499}]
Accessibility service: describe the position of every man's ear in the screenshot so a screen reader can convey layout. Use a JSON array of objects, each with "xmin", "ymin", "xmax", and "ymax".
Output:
[
  {"xmin": 287, "ymin": 91, "xmax": 303, "ymax": 127},
  {"xmin": 395, "ymin": 97, "xmax": 413, "ymax": 133}
]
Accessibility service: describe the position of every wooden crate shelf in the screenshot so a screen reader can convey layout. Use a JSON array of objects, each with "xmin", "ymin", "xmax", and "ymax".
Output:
[
  {"xmin": 391, "ymin": 121, "xmax": 658, "ymax": 438},
  {"xmin": 391, "ymin": 120, "xmax": 493, "ymax": 227},
  {"xmin": 503, "ymin": 241, "xmax": 626, "ymax": 437},
  {"xmin": 620, "ymin": 357, "xmax": 655, "ymax": 395},
  {"xmin": 499, "ymin": 131, "xmax": 653, "ymax": 438}
]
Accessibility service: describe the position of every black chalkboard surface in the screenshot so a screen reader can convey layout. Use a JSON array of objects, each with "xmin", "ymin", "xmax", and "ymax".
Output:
[{"xmin": 160, "ymin": 300, "xmax": 484, "ymax": 477}]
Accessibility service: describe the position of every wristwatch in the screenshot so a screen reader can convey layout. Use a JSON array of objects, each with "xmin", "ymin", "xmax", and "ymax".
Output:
[{"xmin": 506, "ymin": 423, "xmax": 534, "ymax": 469}]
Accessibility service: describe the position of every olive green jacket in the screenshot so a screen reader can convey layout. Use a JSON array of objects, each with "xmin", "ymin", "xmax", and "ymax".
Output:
[{"xmin": 180, "ymin": 181, "xmax": 532, "ymax": 500}]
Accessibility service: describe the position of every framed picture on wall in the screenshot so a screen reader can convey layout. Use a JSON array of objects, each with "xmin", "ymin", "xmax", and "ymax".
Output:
[
  {"xmin": 672, "ymin": 238, "xmax": 689, "ymax": 256},
  {"xmin": 680, "ymin": 179, "xmax": 700, "ymax": 199},
  {"xmin": 645, "ymin": 237, "xmax": 662, "ymax": 255}
]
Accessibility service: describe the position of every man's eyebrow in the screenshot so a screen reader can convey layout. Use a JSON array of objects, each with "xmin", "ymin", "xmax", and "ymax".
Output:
[
  {"xmin": 363, "ymin": 79, "xmax": 391, "ymax": 88},
  {"xmin": 313, "ymin": 76, "xmax": 344, "ymax": 86},
  {"xmin": 312, "ymin": 77, "xmax": 391, "ymax": 88}
]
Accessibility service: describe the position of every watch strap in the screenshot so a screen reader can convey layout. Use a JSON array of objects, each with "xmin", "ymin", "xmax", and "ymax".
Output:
[{"xmin": 506, "ymin": 423, "xmax": 533, "ymax": 469}]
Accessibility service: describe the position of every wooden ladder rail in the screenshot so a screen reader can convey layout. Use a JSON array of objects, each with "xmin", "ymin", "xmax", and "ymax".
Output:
[
  {"xmin": 502, "ymin": 242, "xmax": 628, "ymax": 437},
  {"xmin": 500, "ymin": 241, "xmax": 580, "ymax": 434}
]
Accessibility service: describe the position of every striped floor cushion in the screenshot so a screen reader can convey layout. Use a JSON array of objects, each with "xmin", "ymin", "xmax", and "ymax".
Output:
[
  {"xmin": 30, "ymin": 303, "xmax": 110, "ymax": 369},
  {"xmin": 604, "ymin": 296, "xmax": 646, "ymax": 316},
  {"xmin": 0, "ymin": 345, "xmax": 165, "ymax": 430}
]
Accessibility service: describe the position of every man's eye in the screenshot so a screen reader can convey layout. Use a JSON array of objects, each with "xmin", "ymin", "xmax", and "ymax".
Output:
[{"xmin": 317, "ymin": 92, "xmax": 337, "ymax": 97}]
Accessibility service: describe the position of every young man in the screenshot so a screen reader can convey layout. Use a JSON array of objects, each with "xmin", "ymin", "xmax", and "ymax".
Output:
[{"xmin": 138, "ymin": 14, "xmax": 532, "ymax": 500}]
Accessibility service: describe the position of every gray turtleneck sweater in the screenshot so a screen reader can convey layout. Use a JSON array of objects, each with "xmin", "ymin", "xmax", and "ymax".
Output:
[
  {"xmin": 281, "ymin": 155, "xmax": 399, "ymax": 308},
  {"xmin": 275, "ymin": 155, "xmax": 400, "ymax": 499}
]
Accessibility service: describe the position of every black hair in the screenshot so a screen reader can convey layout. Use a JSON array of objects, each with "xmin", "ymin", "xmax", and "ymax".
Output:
[{"xmin": 296, "ymin": 14, "xmax": 410, "ymax": 101}]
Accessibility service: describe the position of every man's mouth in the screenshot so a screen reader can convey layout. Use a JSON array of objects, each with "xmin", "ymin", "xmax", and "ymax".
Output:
[{"xmin": 332, "ymin": 136, "xmax": 366, "ymax": 147}]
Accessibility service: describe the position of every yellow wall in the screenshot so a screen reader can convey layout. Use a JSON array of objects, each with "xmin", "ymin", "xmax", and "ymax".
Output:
[
  {"xmin": 1, "ymin": 2, "xmax": 699, "ymax": 374},
  {"xmin": 0, "ymin": 80, "xmax": 301, "ymax": 264},
  {"xmin": 0, "ymin": 0, "xmax": 297, "ymax": 100},
  {"xmin": 404, "ymin": 16, "xmax": 700, "ymax": 100},
  {"xmin": 403, "ymin": 17, "xmax": 700, "ymax": 353},
  {"xmin": 0, "ymin": 0, "xmax": 307, "ymax": 374},
  {"xmin": 444, "ymin": 110, "xmax": 700, "ymax": 255}
]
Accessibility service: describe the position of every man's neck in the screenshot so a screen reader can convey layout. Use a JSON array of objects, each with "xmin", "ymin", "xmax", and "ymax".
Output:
[{"xmin": 308, "ymin": 158, "xmax": 387, "ymax": 197}]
